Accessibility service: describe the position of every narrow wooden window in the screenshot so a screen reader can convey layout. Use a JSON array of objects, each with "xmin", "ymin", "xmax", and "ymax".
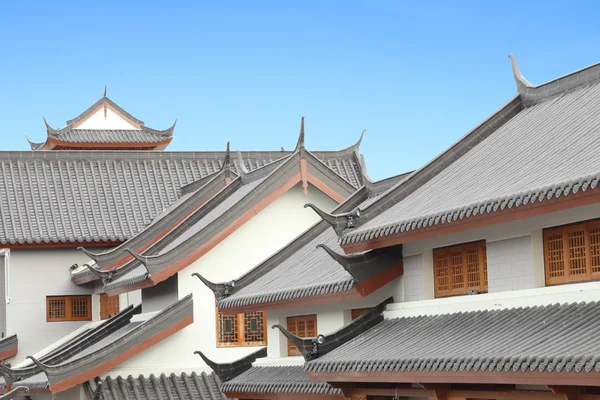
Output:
[
  {"xmin": 46, "ymin": 296, "xmax": 92, "ymax": 322},
  {"xmin": 216, "ymin": 309, "xmax": 266, "ymax": 347},
  {"xmin": 286, "ymin": 315, "xmax": 317, "ymax": 356},
  {"xmin": 351, "ymin": 308, "xmax": 371, "ymax": 320},
  {"xmin": 434, "ymin": 241, "xmax": 487, "ymax": 298},
  {"xmin": 544, "ymin": 220, "xmax": 600, "ymax": 285},
  {"xmin": 100, "ymin": 294, "xmax": 120, "ymax": 320}
]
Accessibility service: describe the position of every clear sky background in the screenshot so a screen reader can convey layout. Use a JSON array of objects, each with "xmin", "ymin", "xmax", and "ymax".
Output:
[{"xmin": 1, "ymin": 0, "xmax": 599, "ymax": 180}]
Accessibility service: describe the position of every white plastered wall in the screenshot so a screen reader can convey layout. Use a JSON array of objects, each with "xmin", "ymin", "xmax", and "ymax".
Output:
[
  {"xmin": 111, "ymin": 183, "xmax": 337, "ymax": 376},
  {"xmin": 75, "ymin": 105, "xmax": 137, "ymax": 130}
]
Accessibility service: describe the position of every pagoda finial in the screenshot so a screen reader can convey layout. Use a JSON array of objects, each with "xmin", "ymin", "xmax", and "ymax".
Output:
[
  {"xmin": 294, "ymin": 116, "xmax": 305, "ymax": 153},
  {"xmin": 508, "ymin": 54, "xmax": 533, "ymax": 91},
  {"xmin": 103, "ymin": 85, "xmax": 107, "ymax": 98}
]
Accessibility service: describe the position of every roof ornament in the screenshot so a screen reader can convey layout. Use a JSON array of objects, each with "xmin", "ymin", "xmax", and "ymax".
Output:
[
  {"xmin": 191, "ymin": 273, "xmax": 235, "ymax": 299},
  {"xmin": 0, "ymin": 386, "xmax": 28, "ymax": 400},
  {"xmin": 83, "ymin": 263, "xmax": 117, "ymax": 284},
  {"xmin": 43, "ymin": 117, "xmax": 59, "ymax": 136},
  {"xmin": 195, "ymin": 347, "xmax": 267, "ymax": 382},
  {"xmin": 25, "ymin": 356, "xmax": 52, "ymax": 374},
  {"xmin": 272, "ymin": 297, "xmax": 393, "ymax": 361},
  {"xmin": 103, "ymin": 85, "xmax": 107, "ymax": 98},
  {"xmin": 359, "ymin": 153, "xmax": 376, "ymax": 193},
  {"xmin": 508, "ymin": 54, "xmax": 533, "ymax": 93},
  {"xmin": 125, "ymin": 248, "xmax": 152, "ymax": 278},
  {"xmin": 316, "ymin": 243, "xmax": 402, "ymax": 282},
  {"xmin": 77, "ymin": 247, "xmax": 102, "ymax": 262},
  {"xmin": 236, "ymin": 150, "xmax": 249, "ymax": 181},
  {"xmin": 221, "ymin": 142, "xmax": 232, "ymax": 180},
  {"xmin": 0, "ymin": 364, "xmax": 15, "ymax": 384},
  {"xmin": 294, "ymin": 117, "xmax": 305, "ymax": 155},
  {"xmin": 304, "ymin": 203, "xmax": 361, "ymax": 236}
]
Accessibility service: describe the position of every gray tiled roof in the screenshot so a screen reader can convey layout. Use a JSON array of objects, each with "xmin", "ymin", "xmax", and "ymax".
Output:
[
  {"xmin": 306, "ymin": 301, "xmax": 600, "ymax": 375},
  {"xmin": 0, "ymin": 149, "xmax": 361, "ymax": 245},
  {"xmin": 47, "ymin": 127, "xmax": 174, "ymax": 145},
  {"xmin": 222, "ymin": 366, "xmax": 340, "ymax": 396},
  {"xmin": 341, "ymin": 64, "xmax": 600, "ymax": 245},
  {"xmin": 216, "ymin": 173, "xmax": 409, "ymax": 310},
  {"xmin": 88, "ymin": 372, "xmax": 226, "ymax": 400}
]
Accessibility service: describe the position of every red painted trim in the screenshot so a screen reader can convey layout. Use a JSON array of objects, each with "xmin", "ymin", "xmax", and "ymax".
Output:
[
  {"xmin": 72, "ymin": 101, "xmax": 141, "ymax": 129},
  {"xmin": 307, "ymin": 172, "xmax": 346, "ymax": 203},
  {"xmin": 354, "ymin": 262, "xmax": 403, "ymax": 296},
  {"xmin": 342, "ymin": 185, "xmax": 600, "ymax": 253},
  {"xmin": 224, "ymin": 392, "xmax": 343, "ymax": 400},
  {"xmin": 0, "ymin": 347, "xmax": 17, "ymax": 361},
  {"xmin": 49, "ymin": 314, "xmax": 193, "ymax": 393}
]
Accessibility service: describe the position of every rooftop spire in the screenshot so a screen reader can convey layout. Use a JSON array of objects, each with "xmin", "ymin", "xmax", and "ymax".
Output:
[
  {"xmin": 103, "ymin": 85, "xmax": 107, "ymax": 98},
  {"xmin": 508, "ymin": 54, "xmax": 533, "ymax": 91},
  {"xmin": 294, "ymin": 116, "xmax": 305, "ymax": 153}
]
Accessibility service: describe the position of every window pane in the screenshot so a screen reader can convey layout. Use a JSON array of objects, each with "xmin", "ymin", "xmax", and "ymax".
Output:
[
  {"xmin": 434, "ymin": 241, "xmax": 487, "ymax": 297},
  {"xmin": 568, "ymin": 229, "xmax": 587, "ymax": 276},
  {"xmin": 71, "ymin": 296, "xmax": 91, "ymax": 319},
  {"xmin": 243, "ymin": 312, "xmax": 265, "ymax": 345},
  {"xmin": 217, "ymin": 313, "xmax": 238, "ymax": 345},
  {"xmin": 546, "ymin": 232, "xmax": 565, "ymax": 279},
  {"xmin": 48, "ymin": 298, "xmax": 66, "ymax": 320}
]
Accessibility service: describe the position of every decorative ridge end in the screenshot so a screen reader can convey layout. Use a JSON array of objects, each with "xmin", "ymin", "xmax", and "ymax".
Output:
[
  {"xmin": 166, "ymin": 119, "xmax": 177, "ymax": 136},
  {"xmin": 124, "ymin": 248, "xmax": 152, "ymax": 277},
  {"xmin": 194, "ymin": 347, "xmax": 267, "ymax": 382},
  {"xmin": 316, "ymin": 244, "xmax": 350, "ymax": 267},
  {"xmin": 236, "ymin": 150, "xmax": 249, "ymax": 176},
  {"xmin": 194, "ymin": 351, "xmax": 219, "ymax": 371},
  {"xmin": 0, "ymin": 363, "xmax": 15, "ymax": 382},
  {"xmin": 294, "ymin": 116, "xmax": 305, "ymax": 153},
  {"xmin": 43, "ymin": 117, "xmax": 56, "ymax": 135},
  {"xmin": 192, "ymin": 273, "xmax": 235, "ymax": 299},
  {"xmin": 508, "ymin": 54, "xmax": 533, "ymax": 90},
  {"xmin": 77, "ymin": 247, "xmax": 101, "ymax": 262},
  {"xmin": 0, "ymin": 386, "xmax": 29, "ymax": 400},
  {"xmin": 359, "ymin": 153, "xmax": 375, "ymax": 190},
  {"xmin": 26, "ymin": 356, "xmax": 51, "ymax": 373},
  {"xmin": 83, "ymin": 263, "xmax": 104, "ymax": 278},
  {"xmin": 221, "ymin": 142, "xmax": 231, "ymax": 178},
  {"xmin": 103, "ymin": 85, "xmax": 107, "ymax": 98},
  {"xmin": 354, "ymin": 129, "xmax": 366, "ymax": 152},
  {"xmin": 271, "ymin": 324, "xmax": 304, "ymax": 347},
  {"xmin": 304, "ymin": 203, "xmax": 361, "ymax": 236}
]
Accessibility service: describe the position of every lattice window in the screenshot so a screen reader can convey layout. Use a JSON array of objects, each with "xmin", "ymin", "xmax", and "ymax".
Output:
[
  {"xmin": 544, "ymin": 220, "xmax": 600, "ymax": 285},
  {"xmin": 100, "ymin": 294, "xmax": 120, "ymax": 320},
  {"xmin": 434, "ymin": 241, "xmax": 487, "ymax": 298},
  {"xmin": 286, "ymin": 315, "xmax": 317, "ymax": 356},
  {"xmin": 47, "ymin": 296, "xmax": 91, "ymax": 322},
  {"xmin": 351, "ymin": 308, "xmax": 371, "ymax": 320},
  {"xmin": 216, "ymin": 309, "xmax": 266, "ymax": 347}
]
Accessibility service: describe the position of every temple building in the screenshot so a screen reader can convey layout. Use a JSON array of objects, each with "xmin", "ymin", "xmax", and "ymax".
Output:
[{"xmin": 3, "ymin": 53, "xmax": 600, "ymax": 400}]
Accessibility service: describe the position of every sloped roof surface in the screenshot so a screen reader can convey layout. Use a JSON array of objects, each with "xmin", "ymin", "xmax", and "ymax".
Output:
[
  {"xmin": 0, "ymin": 150, "xmax": 361, "ymax": 245},
  {"xmin": 306, "ymin": 301, "xmax": 600, "ymax": 375},
  {"xmin": 343, "ymin": 75, "xmax": 600, "ymax": 244},
  {"xmin": 89, "ymin": 372, "xmax": 226, "ymax": 400},
  {"xmin": 222, "ymin": 366, "xmax": 340, "ymax": 396},
  {"xmin": 49, "ymin": 127, "xmax": 172, "ymax": 145}
]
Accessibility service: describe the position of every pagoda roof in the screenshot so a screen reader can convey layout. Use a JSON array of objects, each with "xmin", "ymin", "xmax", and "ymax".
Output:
[
  {"xmin": 334, "ymin": 55, "xmax": 600, "ymax": 252},
  {"xmin": 0, "ymin": 140, "xmax": 363, "ymax": 247}
]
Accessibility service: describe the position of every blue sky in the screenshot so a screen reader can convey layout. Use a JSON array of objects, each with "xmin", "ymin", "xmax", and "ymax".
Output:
[{"xmin": 1, "ymin": 0, "xmax": 599, "ymax": 179}]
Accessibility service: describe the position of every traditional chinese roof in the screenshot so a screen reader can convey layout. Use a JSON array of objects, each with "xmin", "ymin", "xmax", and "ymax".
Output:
[
  {"xmin": 0, "ymin": 141, "xmax": 363, "ymax": 247},
  {"xmin": 86, "ymin": 372, "xmax": 227, "ymax": 400},
  {"xmin": 206, "ymin": 173, "xmax": 408, "ymax": 313},
  {"xmin": 77, "ymin": 123, "xmax": 363, "ymax": 295},
  {"xmin": 28, "ymin": 92, "xmax": 176, "ymax": 151},
  {"xmin": 306, "ymin": 299, "xmax": 600, "ymax": 386},
  {"xmin": 0, "ymin": 296, "xmax": 193, "ymax": 394},
  {"xmin": 337, "ymin": 55, "xmax": 600, "ymax": 252}
]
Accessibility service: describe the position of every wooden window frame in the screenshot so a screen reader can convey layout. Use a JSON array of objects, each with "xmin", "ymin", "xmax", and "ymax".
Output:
[
  {"xmin": 99, "ymin": 293, "xmax": 120, "ymax": 320},
  {"xmin": 433, "ymin": 240, "xmax": 488, "ymax": 298},
  {"xmin": 286, "ymin": 314, "xmax": 317, "ymax": 356},
  {"xmin": 351, "ymin": 308, "xmax": 371, "ymax": 320},
  {"xmin": 544, "ymin": 219, "xmax": 600, "ymax": 286},
  {"xmin": 215, "ymin": 309, "xmax": 267, "ymax": 348},
  {"xmin": 46, "ymin": 295, "xmax": 92, "ymax": 322}
]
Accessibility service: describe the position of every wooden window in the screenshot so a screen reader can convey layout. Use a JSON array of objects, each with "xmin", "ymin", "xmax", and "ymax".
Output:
[
  {"xmin": 434, "ymin": 241, "xmax": 487, "ymax": 297},
  {"xmin": 216, "ymin": 310, "xmax": 266, "ymax": 347},
  {"xmin": 46, "ymin": 296, "xmax": 92, "ymax": 322},
  {"xmin": 286, "ymin": 315, "xmax": 317, "ymax": 356},
  {"xmin": 544, "ymin": 220, "xmax": 600, "ymax": 285},
  {"xmin": 100, "ymin": 294, "xmax": 120, "ymax": 320},
  {"xmin": 351, "ymin": 308, "xmax": 371, "ymax": 320}
]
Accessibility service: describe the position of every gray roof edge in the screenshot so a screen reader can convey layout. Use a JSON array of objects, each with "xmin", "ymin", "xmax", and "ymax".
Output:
[
  {"xmin": 304, "ymin": 150, "xmax": 360, "ymax": 193},
  {"xmin": 342, "ymin": 95, "xmax": 524, "ymax": 238},
  {"xmin": 0, "ymin": 335, "xmax": 17, "ymax": 357},
  {"xmin": 343, "ymin": 170, "xmax": 600, "ymax": 245}
]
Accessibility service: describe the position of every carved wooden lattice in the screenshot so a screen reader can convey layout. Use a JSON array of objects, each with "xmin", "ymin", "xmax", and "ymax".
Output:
[
  {"xmin": 47, "ymin": 295, "xmax": 91, "ymax": 322},
  {"xmin": 544, "ymin": 220, "xmax": 600, "ymax": 285},
  {"xmin": 216, "ymin": 309, "xmax": 266, "ymax": 347},
  {"xmin": 434, "ymin": 241, "xmax": 488, "ymax": 298},
  {"xmin": 286, "ymin": 315, "xmax": 317, "ymax": 356}
]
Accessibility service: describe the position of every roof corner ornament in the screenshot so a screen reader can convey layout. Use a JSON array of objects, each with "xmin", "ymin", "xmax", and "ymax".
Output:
[
  {"xmin": 0, "ymin": 363, "xmax": 15, "ymax": 384},
  {"xmin": 191, "ymin": 273, "xmax": 235, "ymax": 299},
  {"xmin": 316, "ymin": 244, "xmax": 352, "ymax": 267},
  {"xmin": 508, "ymin": 54, "xmax": 533, "ymax": 93},
  {"xmin": 43, "ymin": 117, "xmax": 58, "ymax": 136},
  {"xmin": 358, "ymin": 153, "xmax": 376, "ymax": 192},
  {"xmin": 124, "ymin": 248, "xmax": 151, "ymax": 278},
  {"xmin": 194, "ymin": 347, "xmax": 267, "ymax": 382},
  {"xmin": 236, "ymin": 150, "xmax": 249, "ymax": 180},
  {"xmin": 77, "ymin": 246, "xmax": 101, "ymax": 262},
  {"xmin": 271, "ymin": 324, "xmax": 324, "ymax": 361},
  {"xmin": 83, "ymin": 263, "xmax": 117, "ymax": 284},
  {"xmin": 165, "ymin": 119, "xmax": 177, "ymax": 137},
  {"xmin": 304, "ymin": 203, "xmax": 361, "ymax": 236},
  {"xmin": 26, "ymin": 356, "xmax": 52, "ymax": 374},
  {"xmin": 0, "ymin": 386, "xmax": 28, "ymax": 400},
  {"xmin": 294, "ymin": 116, "xmax": 306, "ymax": 156},
  {"xmin": 353, "ymin": 129, "xmax": 366, "ymax": 153}
]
